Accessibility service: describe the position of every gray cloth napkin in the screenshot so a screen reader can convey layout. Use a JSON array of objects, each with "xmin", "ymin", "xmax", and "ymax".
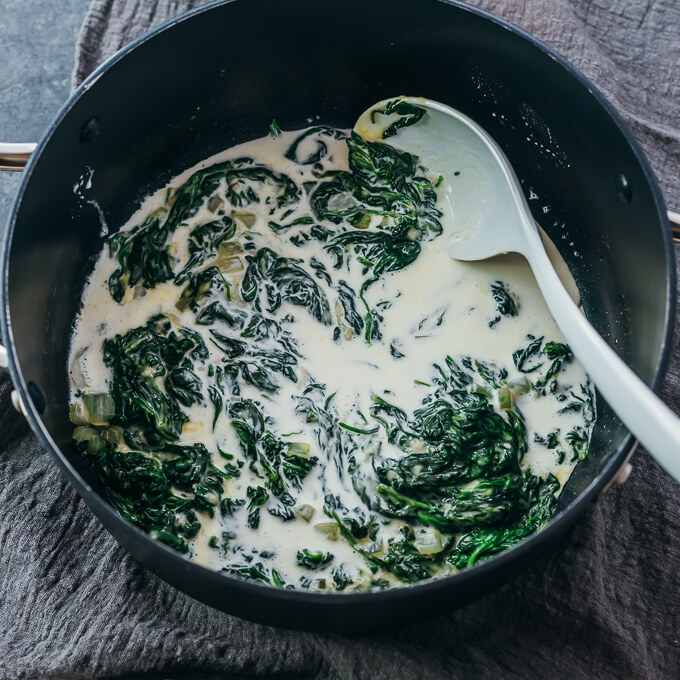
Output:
[{"xmin": 1, "ymin": 1, "xmax": 679, "ymax": 678}]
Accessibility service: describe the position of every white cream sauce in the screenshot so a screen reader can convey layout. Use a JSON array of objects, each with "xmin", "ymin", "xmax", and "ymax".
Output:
[{"xmin": 69, "ymin": 129, "xmax": 592, "ymax": 591}]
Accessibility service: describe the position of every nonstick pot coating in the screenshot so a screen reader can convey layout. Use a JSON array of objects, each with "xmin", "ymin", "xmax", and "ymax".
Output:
[{"xmin": 1, "ymin": 0, "xmax": 673, "ymax": 632}]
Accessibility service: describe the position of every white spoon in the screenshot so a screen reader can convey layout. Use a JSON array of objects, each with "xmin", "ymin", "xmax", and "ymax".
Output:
[{"xmin": 355, "ymin": 96, "xmax": 680, "ymax": 482}]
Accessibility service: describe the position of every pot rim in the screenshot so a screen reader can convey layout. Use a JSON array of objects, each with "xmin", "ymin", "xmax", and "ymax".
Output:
[{"xmin": 1, "ymin": 0, "xmax": 675, "ymax": 609}]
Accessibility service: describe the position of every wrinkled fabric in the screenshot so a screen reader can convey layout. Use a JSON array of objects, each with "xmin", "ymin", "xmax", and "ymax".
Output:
[{"xmin": 1, "ymin": 1, "xmax": 678, "ymax": 678}]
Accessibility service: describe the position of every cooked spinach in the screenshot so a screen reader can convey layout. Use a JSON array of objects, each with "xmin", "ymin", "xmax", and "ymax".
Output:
[
  {"xmin": 241, "ymin": 247, "xmax": 332, "ymax": 324},
  {"xmin": 269, "ymin": 119, "xmax": 282, "ymax": 137},
  {"xmin": 566, "ymin": 426, "xmax": 589, "ymax": 461},
  {"xmin": 369, "ymin": 99, "xmax": 426, "ymax": 139},
  {"xmin": 107, "ymin": 158, "xmax": 299, "ymax": 301},
  {"xmin": 296, "ymin": 549, "xmax": 334, "ymax": 570},
  {"xmin": 102, "ymin": 315, "xmax": 205, "ymax": 443},
  {"xmin": 247, "ymin": 485, "xmax": 269, "ymax": 529},
  {"xmin": 285, "ymin": 126, "xmax": 347, "ymax": 165},
  {"xmin": 229, "ymin": 399, "xmax": 318, "ymax": 502},
  {"xmin": 513, "ymin": 335, "xmax": 544, "ymax": 373},
  {"xmin": 175, "ymin": 216, "xmax": 237, "ymax": 284},
  {"xmin": 332, "ymin": 566, "xmax": 354, "ymax": 590},
  {"xmin": 71, "ymin": 315, "xmax": 244, "ymax": 551},
  {"xmin": 311, "ymin": 132, "xmax": 442, "ymax": 342},
  {"xmin": 314, "ymin": 352, "xmax": 579, "ymax": 581},
  {"xmin": 489, "ymin": 281, "xmax": 518, "ymax": 328},
  {"xmin": 534, "ymin": 431, "xmax": 559, "ymax": 449},
  {"xmin": 534, "ymin": 341, "xmax": 574, "ymax": 392},
  {"xmin": 224, "ymin": 562, "xmax": 287, "ymax": 587}
]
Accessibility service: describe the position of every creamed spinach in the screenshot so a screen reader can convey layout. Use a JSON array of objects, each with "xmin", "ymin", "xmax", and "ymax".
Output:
[{"xmin": 69, "ymin": 105, "xmax": 594, "ymax": 591}]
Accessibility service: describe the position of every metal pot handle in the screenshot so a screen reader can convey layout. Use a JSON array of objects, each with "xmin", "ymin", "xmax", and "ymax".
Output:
[
  {"xmin": 0, "ymin": 344, "xmax": 26, "ymax": 414},
  {"xmin": 1, "ymin": 143, "xmax": 35, "ymax": 414},
  {"xmin": 0, "ymin": 142, "xmax": 36, "ymax": 171},
  {"xmin": 670, "ymin": 211, "xmax": 680, "ymax": 241}
]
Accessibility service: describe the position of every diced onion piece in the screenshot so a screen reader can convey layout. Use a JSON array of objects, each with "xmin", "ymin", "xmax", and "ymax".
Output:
[
  {"xmin": 498, "ymin": 387, "xmax": 514, "ymax": 411},
  {"xmin": 102, "ymin": 426, "xmax": 124, "ymax": 445},
  {"xmin": 216, "ymin": 255, "xmax": 244, "ymax": 275},
  {"xmin": 469, "ymin": 384, "xmax": 489, "ymax": 397},
  {"xmin": 207, "ymin": 195, "xmax": 224, "ymax": 212},
  {"xmin": 232, "ymin": 210, "xmax": 256, "ymax": 228},
  {"xmin": 314, "ymin": 522, "xmax": 339, "ymax": 541},
  {"xmin": 70, "ymin": 348, "xmax": 88, "ymax": 389},
  {"xmin": 217, "ymin": 241, "xmax": 244, "ymax": 257},
  {"xmin": 69, "ymin": 401, "xmax": 90, "ymax": 426},
  {"xmin": 507, "ymin": 376, "xmax": 530, "ymax": 395},
  {"xmin": 72, "ymin": 426, "xmax": 98, "ymax": 443},
  {"xmin": 82, "ymin": 392, "xmax": 116, "ymax": 426},
  {"xmin": 353, "ymin": 214, "xmax": 371, "ymax": 229},
  {"xmin": 327, "ymin": 192, "xmax": 358, "ymax": 211},
  {"xmin": 85, "ymin": 436, "xmax": 107, "ymax": 456},
  {"xmin": 149, "ymin": 206, "xmax": 168, "ymax": 219},
  {"xmin": 414, "ymin": 528, "xmax": 444, "ymax": 555},
  {"xmin": 294, "ymin": 504, "xmax": 315, "ymax": 522},
  {"xmin": 334, "ymin": 301, "xmax": 343, "ymax": 325},
  {"xmin": 175, "ymin": 290, "xmax": 192, "ymax": 312},
  {"xmin": 286, "ymin": 442, "xmax": 310, "ymax": 458}
]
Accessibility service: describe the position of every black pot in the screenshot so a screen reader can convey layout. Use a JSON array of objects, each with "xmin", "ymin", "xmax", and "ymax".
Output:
[{"xmin": 0, "ymin": 0, "xmax": 674, "ymax": 633}]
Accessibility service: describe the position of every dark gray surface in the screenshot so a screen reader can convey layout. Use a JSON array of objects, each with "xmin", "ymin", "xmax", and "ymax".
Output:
[
  {"xmin": 0, "ymin": 0, "xmax": 91, "ymax": 236},
  {"xmin": 1, "ymin": 1, "xmax": 680, "ymax": 679}
]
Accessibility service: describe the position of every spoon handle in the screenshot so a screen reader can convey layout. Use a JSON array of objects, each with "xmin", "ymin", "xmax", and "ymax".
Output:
[{"xmin": 524, "ymin": 227, "xmax": 680, "ymax": 482}]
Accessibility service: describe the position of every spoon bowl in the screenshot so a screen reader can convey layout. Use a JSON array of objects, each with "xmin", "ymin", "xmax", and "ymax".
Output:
[{"xmin": 355, "ymin": 97, "xmax": 534, "ymax": 261}]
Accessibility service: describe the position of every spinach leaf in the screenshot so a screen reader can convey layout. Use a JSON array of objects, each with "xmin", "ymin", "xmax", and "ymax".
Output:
[
  {"xmin": 241, "ymin": 247, "xmax": 331, "ymax": 324},
  {"xmin": 512, "ymin": 336, "xmax": 544, "ymax": 373},
  {"xmin": 369, "ymin": 99, "xmax": 426, "ymax": 139},
  {"xmin": 296, "ymin": 549, "xmax": 334, "ymax": 570},
  {"xmin": 489, "ymin": 281, "xmax": 518, "ymax": 327},
  {"xmin": 102, "ymin": 316, "xmax": 207, "ymax": 443},
  {"xmin": 285, "ymin": 126, "xmax": 347, "ymax": 165},
  {"xmin": 107, "ymin": 159, "xmax": 299, "ymax": 301},
  {"xmin": 175, "ymin": 216, "xmax": 236, "ymax": 283}
]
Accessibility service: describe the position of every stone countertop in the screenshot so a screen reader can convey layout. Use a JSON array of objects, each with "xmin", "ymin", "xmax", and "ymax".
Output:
[{"xmin": 0, "ymin": 0, "xmax": 90, "ymax": 229}]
